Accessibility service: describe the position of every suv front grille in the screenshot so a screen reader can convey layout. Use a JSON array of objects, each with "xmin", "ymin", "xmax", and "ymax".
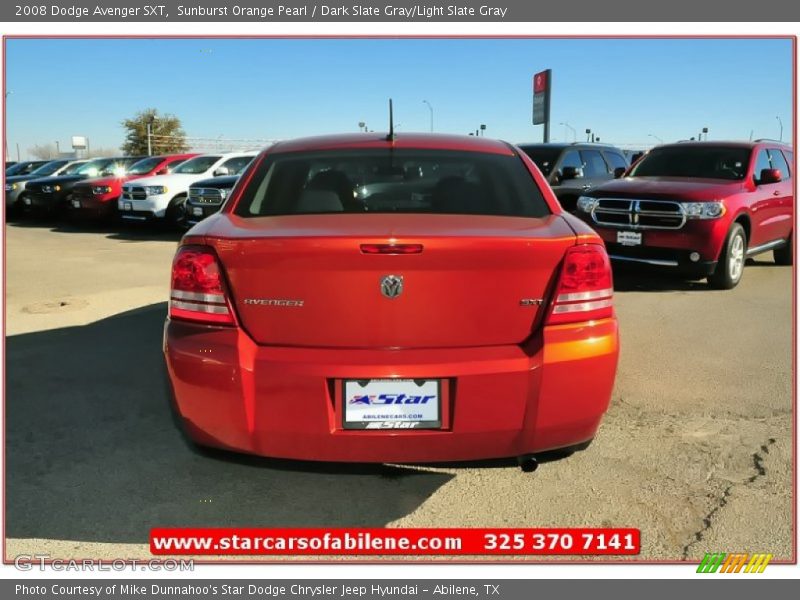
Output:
[
  {"xmin": 592, "ymin": 198, "xmax": 686, "ymax": 230},
  {"xmin": 122, "ymin": 186, "xmax": 147, "ymax": 200},
  {"xmin": 189, "ymin": 187, "xmax": 224, "ymax": 205}
]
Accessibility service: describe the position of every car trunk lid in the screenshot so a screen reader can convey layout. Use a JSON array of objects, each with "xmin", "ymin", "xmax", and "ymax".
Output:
[{"xmin": 208, "ymin": 213, "xmax": 575, "ymax": 348}]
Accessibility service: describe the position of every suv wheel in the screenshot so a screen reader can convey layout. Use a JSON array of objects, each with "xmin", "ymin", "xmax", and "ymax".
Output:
[
  {"xmin": 708, "ymin": 223, "xmax": 746, "ymax": 289},
  {"xmin": 773, "ymin": 232, "xmax": 793, "ymax": 265},
  {"xmin": 164, "ymin": 194, "xmax": 187, "ymax": 229}
]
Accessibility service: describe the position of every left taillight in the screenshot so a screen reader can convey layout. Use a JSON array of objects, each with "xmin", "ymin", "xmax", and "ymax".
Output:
[{"xmin": 169, "ymin": 245, "xmax": 235, "ymax": 325}]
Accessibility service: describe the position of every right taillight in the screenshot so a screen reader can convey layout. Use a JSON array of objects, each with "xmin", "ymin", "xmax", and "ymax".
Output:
[
  {"xmin": 169, "ymin": 245, "xmax": 235, "ymax": 325},
  {"xmin": 547, "ymin": 244, "xmax": 614, "ymax": 325}
]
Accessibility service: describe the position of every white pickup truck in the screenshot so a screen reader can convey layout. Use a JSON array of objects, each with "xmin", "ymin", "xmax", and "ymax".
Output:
[{"xmin": 119, "ymin": 151, "xmax": 257, "ymax": 226}]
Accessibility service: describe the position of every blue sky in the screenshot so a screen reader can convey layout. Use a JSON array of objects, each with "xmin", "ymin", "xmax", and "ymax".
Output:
[{"xmin": 4, "ymin": 38, "xmax": 794, "ymax": 158}]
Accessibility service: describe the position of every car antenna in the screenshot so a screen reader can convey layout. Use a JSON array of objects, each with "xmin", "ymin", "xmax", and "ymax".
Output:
[{"xmin": 386, "ymin": 99, "xmax": 395, "ymax": 142}]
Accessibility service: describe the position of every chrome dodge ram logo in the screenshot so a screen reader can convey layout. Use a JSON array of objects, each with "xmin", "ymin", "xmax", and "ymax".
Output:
[{"xmin": 380, "ymin": 275, "xmax": 403, "ymax": 299}]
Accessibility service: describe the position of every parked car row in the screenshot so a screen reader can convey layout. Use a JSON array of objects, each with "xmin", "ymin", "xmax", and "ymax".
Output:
[
  {"xmin": 5, "ymin": 137, "xmax": 793, "ymax": 290},
  {"xmin": 519, "ymin": 139, "xmax": 794, "ymax": 289},
  {"xmin": 5, "ymin": 151, "xmax": 258, "ymax": 228}
]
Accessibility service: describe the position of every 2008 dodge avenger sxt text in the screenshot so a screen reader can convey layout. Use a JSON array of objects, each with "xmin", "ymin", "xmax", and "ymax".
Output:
[{"xmin": 163, "ymin": 133, "xmax": 619, "ymax": 465}]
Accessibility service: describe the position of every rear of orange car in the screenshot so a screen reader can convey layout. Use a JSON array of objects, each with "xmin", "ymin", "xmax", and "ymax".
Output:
[{"xmin": 164, "ymin": 134, "xmax": 619, "ymax": 464}]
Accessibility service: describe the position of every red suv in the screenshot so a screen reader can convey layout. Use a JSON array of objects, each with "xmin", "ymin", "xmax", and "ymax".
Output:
[
  {"xmin": 69, "ymin": 153, "xmax": 197, "ymax": 220},
  {"xmin": 574, "ymin": 141, "xmax": 794, "ymax": 288}
]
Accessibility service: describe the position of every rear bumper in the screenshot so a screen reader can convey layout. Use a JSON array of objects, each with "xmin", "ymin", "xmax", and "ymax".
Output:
[{"xmin": 164, "ymin": 318, "xmax": 619, "ymax": 463}]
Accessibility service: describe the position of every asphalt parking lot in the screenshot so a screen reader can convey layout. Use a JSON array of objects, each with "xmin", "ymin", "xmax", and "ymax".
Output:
[{"xmin": 4, "ymin": 220, "xmax": 793, "ymax": 562}]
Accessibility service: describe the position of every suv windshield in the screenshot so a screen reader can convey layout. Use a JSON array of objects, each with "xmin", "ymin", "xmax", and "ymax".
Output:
[
  {"xmin": 235, "ymin": 149, "xmax": 550, "ymax": 218},
  {"xmin": 29, "ymin": 160, "xmax": 69, "ymax": 177},
  {"xmin": 61, "ymin": 161, "xmax": 87, "ymax": 175},
  {"xmin": 6, "ymin": 161, "xmax": 44, "ymax": 176},
  {"xmin": 174, "ymin": 156, "xmax": 221, "ymax": 174},
  {"xmin": 98, "ymin": 157, "xmax": 143, "ymax": 177},
  {"xmin": 76, "ymin": 159, "xmax": 113, "ymax": 177},
  {"xmin": 127, "ymin": 157, "xmax": 163, "ymax": 175},
  {"xmin": 221, "ymin": 155, "xmax": 254, "ymax": 175},
  {"xmin": 518, "ymin": 146, "xmax": 563, "ymax": 176},
  {"xmin": 629, "ymin": 146, "xmax": 751, "ymax": 180}
]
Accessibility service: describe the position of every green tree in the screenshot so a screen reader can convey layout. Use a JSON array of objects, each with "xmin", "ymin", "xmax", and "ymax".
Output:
[{"xmin": 121, "ymin": 108, "xmax": 189, "ymax": 156}]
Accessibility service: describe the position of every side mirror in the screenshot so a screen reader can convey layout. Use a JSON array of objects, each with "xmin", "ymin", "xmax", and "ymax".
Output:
[
  {"xmin": 156, "ymin": 167, "xmax": 169, "ymax": 175},
  {"xmin": 213, "ymin": 167, "xmax": 231, "ymax": 177},
  {"xmin": 613, "ymin": 167, "xmax": 627, "ymax": 179},
  {"xmin": 561, "ymin": 166, "xmax": 584, "ymax": 181},
  {"xmin": 759, "ymin": 168, "xmax": 782, "ymax": 184}
]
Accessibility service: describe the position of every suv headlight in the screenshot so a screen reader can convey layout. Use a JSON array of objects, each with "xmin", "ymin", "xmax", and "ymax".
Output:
[
  {"xmin": 42, "ymin": 184, "xmax": 61, "ymax": 193},
  {"xmin": 93, "ymin": 186, "xmax": 113, "ymax": 195},
  {"xmin": 576, "ymin": 195, "xmax": 597, "ymax": 213},
  {"xmin": 5, "ymin": 183, "xmax": 17, "ymax": 192},
  {"xmin": 682, "ymin": 201, "xmax": 725, "ymax": 219},
  {"xmin": 146, "ymin": 186, "xmax": 168, "ymax": 196}
]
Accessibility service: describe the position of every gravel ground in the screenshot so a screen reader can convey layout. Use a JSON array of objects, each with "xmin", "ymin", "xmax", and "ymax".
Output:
[{"xmin": 3, "ymin": 220, "xmax": 793, "ymax": 562}]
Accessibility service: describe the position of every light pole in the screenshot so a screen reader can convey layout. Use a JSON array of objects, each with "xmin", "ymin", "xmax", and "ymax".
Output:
[
  {"xmin": 358, "ymin": 121, "xmax": 365, "ymax": 132},
  {"xmin": 776, "ymin": 116, "xmax": 783, "ymax": 141},
  {"xmin": 560, "ymin": 122, "xmax": 576, "ymax": 142},
  {"xmin": 55, "ymin": 140, "xmax": 60, "ymax": 156},
  {"xmin": 480, "ymin": 124, "xmax": 486, "ymax": 137},
  {"xmin": 422, "ymin": 100, "xmax": 434, "ymax": 133},
  {"xmin": 146, "ymin": 114, "xmax": 157, "ymax": 156},
  {"xmin": 702, "ymin": 127, "xmax": 708, "ymax": 141},
  {"xmin": 647, "ymin": 133, "xmax": 664, "ymax": 144},
  {"xmin": 585, "ymin": 128, "xmax": 592, "ymax": 142}
]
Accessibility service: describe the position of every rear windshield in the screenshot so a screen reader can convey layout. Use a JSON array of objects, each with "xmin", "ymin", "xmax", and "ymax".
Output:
[
  {"xmin": 629, "ymin": 146, "xmax": 752, "ymax": 180},
  {"xmin": 234, "ymin": 149, "xmax": 550, "ymax": 218}
]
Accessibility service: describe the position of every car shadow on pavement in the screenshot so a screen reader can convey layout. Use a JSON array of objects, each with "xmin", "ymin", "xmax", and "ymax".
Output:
[
  {"xmin": 5, "ymin": 303, "xmax": 453, "ymax": 545},
  {"xmin": 5, "ymin": 219, "xmax": 182, "ymax": 243}
]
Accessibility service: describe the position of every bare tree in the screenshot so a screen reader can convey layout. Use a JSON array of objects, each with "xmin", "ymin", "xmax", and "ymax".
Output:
[
  {"xmin": 28, "ymin": 143, "xmax": 58, "ymax": 160},
  {"xmin": 89, "ymin": 147, "xmax": 123, "ymax": 158}
]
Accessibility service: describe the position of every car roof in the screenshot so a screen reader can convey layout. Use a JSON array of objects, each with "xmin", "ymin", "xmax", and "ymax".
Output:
[
  {"xmin": 517, "ymin": 142, "xmax": 622, "ymax": 151},
  {"xmin": 656, "ymin": 140, "xmax": 791, "ymax": 149},
  {"xmin": 268, "ymin": 133, "xmax": 515, "ymax": 156}
]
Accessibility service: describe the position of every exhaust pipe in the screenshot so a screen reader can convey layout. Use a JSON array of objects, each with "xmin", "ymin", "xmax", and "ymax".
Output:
[{"xmin": 517, "ymin": 455, "xmax": 539, "ymax": 473}]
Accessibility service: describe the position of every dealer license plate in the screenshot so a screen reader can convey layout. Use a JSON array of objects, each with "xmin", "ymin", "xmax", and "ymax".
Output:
[
  {"xmin": 23, "ymin": 197, "xmax": 31, "ymax": 205},
  {"xmin": 617, "ymin": 231, "xmax": 642, "ymax": 246},
  {"xmin": 343, "ymin": 379, "xmax": 441, "ymax": 430},
  {"xmin": 123, "ymin": 202, "xmax": 133, "ymax": 211},
  {"xmin": 71, "ymin": 199, "xmax": 81, "ymax": 208}
]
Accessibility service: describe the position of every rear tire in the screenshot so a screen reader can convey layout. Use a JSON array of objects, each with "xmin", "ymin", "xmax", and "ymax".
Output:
[
  {"xmin": 708, "ymin": 223, "xmax": 746, "ymax": 289},
  {"xmin": 773, "ymin": 232, "xmax": 793, "ymax": 265}
]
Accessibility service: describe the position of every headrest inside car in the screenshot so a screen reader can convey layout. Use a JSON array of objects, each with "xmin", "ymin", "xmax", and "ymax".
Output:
[{"xmin": 296, "ymin": 190, "xmax": 344, "ymax": 213}]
